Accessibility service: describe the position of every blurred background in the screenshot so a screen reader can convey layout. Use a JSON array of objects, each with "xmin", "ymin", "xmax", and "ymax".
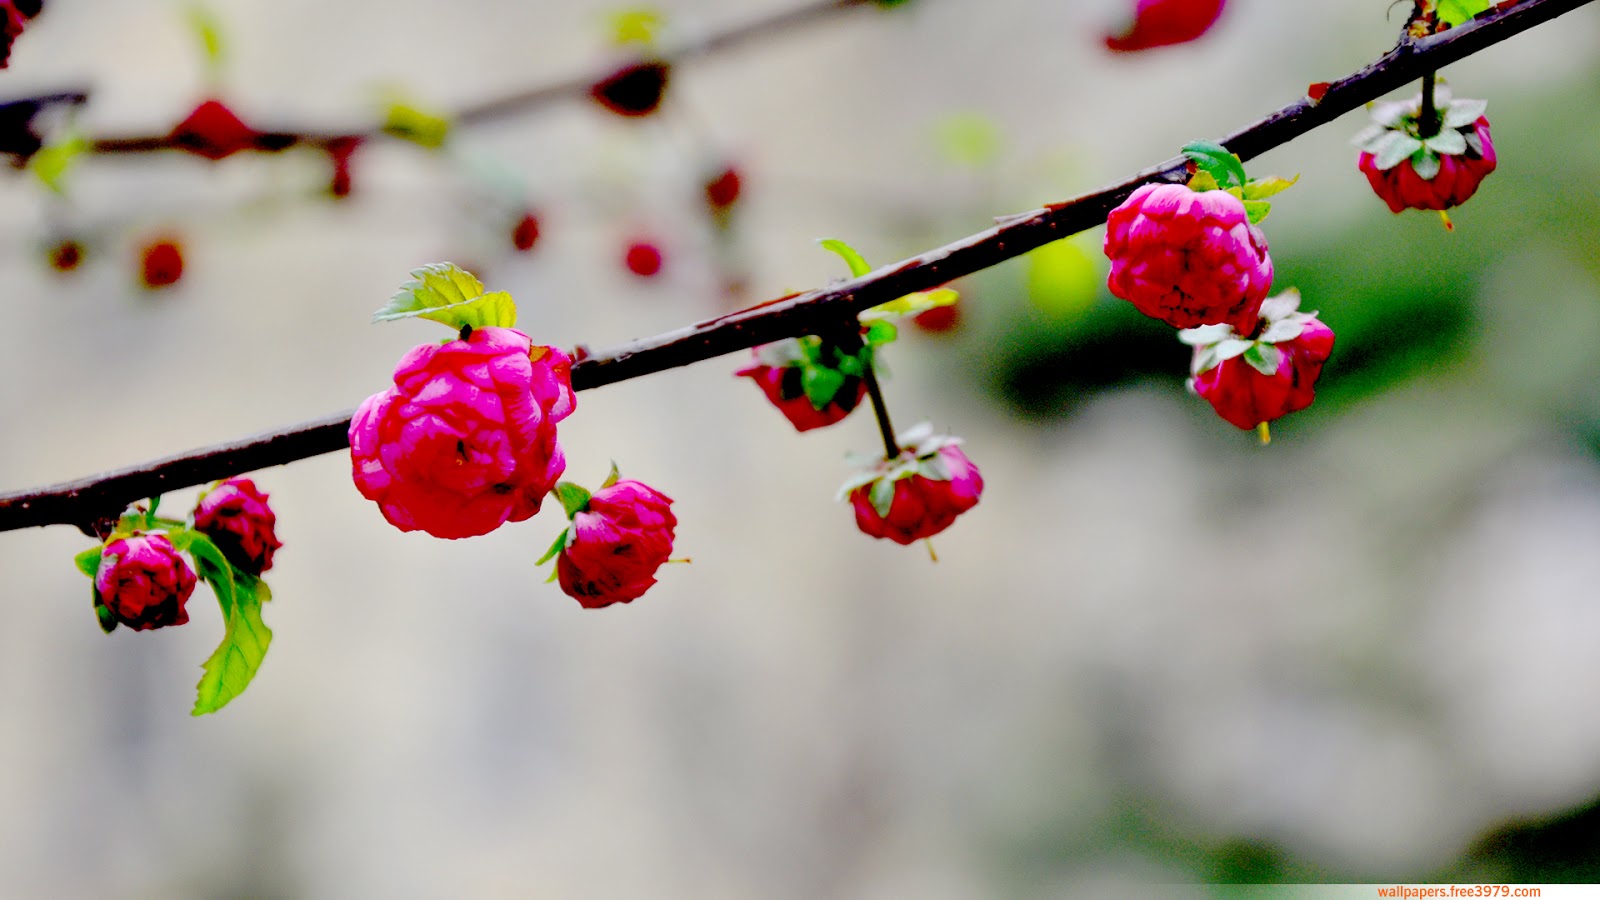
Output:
[{"xmin": 1, "ymin": 0, "xmax": 1599, "ymax": 896}]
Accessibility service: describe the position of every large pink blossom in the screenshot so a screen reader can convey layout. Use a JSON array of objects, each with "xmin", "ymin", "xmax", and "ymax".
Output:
[
  {"xmin": 557, "ymin": 480, "xmax": 677, "ymax": 608},
  {"xmin": 1359, "ymin": 116, "xmax": 1497, "ymax": 214},
  {"xmin": 1104, "ymin": 182, "xmax": 1273, "ymax": 335},
  {"xmin": 95, "ymin": 534, "xmax": 197, "ymax": 631},
  {"xmin": 350, "ymin": 327, "xmax": 575, "ymax": 539}
]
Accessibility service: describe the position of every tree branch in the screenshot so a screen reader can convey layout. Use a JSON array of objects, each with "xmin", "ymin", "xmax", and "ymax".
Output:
[
  {"xmin": 0, "ymin": 0, "xmax": 1591, "ymax": 535},
  {"xmin": 71, "ymin": 0, "xmax": 872, "ymax": 156}
]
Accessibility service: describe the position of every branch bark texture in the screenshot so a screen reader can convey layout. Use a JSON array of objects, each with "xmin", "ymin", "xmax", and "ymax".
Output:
[{"xmin": 0, "ymin": 0, "xmax": 1592, "ymax": 534}]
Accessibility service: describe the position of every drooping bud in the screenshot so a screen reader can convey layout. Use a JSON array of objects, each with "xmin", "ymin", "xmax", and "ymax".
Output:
[
  {"xmin": 840, "ymin": 425, "xmax": 984, "ymax": 545},
  {"xmin": 193, "ymin": 478, "xmax": 282, "ymax": 576},
  {"xmin": 1180, "ymin": 288, "xmax": 1335, "ymax": 431},
  {"xmin": 94, "ymin": 534, "xmax": 197, "ymax": 631}
]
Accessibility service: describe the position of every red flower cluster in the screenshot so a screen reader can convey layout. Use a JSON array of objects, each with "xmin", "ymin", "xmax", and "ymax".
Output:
[{"xmin": 555, "ymin": 479, "xmax": 677, "ymax": 609}]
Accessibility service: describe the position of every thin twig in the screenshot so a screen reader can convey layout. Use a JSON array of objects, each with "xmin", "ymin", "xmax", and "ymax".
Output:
[
  {"xmin": 71, "ymin": 0, "xmax": 871, "ymax": 157},
  {"xmin": 0, "ymin": 0, "xmax": 1591, "ymax": 534}
]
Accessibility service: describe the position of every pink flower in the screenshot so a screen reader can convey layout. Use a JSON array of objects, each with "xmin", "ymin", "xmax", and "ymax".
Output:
[
  {"xmin": 1359, "ymin": 116, "xmax": 1496, "ymax": 214},
  {"xmin": 1104, "ymin": 182, "xmax": 1273, "ymax": 334},
  {"xmin": 1182, "ymin": 290, "xmax": 1336, "ymax": 430},
  {"xmin": 193, "ymin": 477, "xmax": 282, "ymax": 576},
  {"xmin": 556, "ymin": 480, "xmax": 676, "ymax": 608},
  {"xmin": 169, "ymin": 99, "xmax": 260, "ymax": 161},
  {"xmin": 1105, "ymin": 0, "xmax": 1227, "ymax": 52},
  {"xmin": 736, "ymin": 343, "xmax": 867, "ymax": 433},
  {"xmin": 843, "ymin": 428, "xmax": 984, "ymax": 545},
  {"xmin": 95, "ymin": 534, "xmax": 197, "ymax": 631},
  {"xmin": 0, "ymin": 1, "xmax": 27, "ymax": 69},
  {"xmin": 350, "ymin": 328, "xmax": 576, "ymax": 539}
]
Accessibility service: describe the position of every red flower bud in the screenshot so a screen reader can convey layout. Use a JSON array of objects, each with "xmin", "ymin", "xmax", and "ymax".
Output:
[
  {"xmin": 624, "ymin": 240, "xmax": 663, "ymax": 278},
  {"xmin": 842, "ymin": 428, "xmax": 984, "ymax": 545},
  {"xmin": 590, "ymin": 61, "xmax": 671, "ymax": 118},
  {"xmin": 193, "ymin": 478, "xmax": 282, "ymax": 576},
  {"xmin": 1182, "ymin": 290, "xmax": 1335, "ymax": 430},
  {"xmin": 94, "ymin": 534, "xmax": 196, "ymax": 631},
  {"xmin": 326, "ymin": 135, "xmax": 362, "ymax": 199},
  {"xmin": 556, "ymin": 480, "xmax": 677, "ymax": 609},
  {"xmin": 170, "ymin": 99, "xmax": 260, "ymax": 161},
  {"xmin": 47, "ymin": 238, "xmax": 83, "ymax": 272},
  {"xmin": 1104, "ymin": 182, "xmax": 1273, "ymax": 334},
  {"xmin": 511, "ymin": 212, "xmax": 541, "ymax": 252},
  {"xmin": 1105, "ymin": 0, "xmax": 1226, "ymax": 52},
  {"xmin": 704, "ymin": 166, "xmax": 742, "ymax": 212},
  {"xmin": 140, "ymin": 239, "xmax": 184, "ymax": 288},
  {"xmin": 913, "ymin": 301, "xmax": 960, "ymax": 334}
]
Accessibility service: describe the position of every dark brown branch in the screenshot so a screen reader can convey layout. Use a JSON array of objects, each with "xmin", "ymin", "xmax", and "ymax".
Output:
[
  {"xmin": 0, "ymin": 0, "xmax": 1591, "ymax": 534},
  {"xmin": 77, "ymin": 0, "xmax": 871, "ymax": 157}
]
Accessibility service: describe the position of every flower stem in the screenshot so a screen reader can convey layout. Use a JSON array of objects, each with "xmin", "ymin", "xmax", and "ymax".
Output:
[
  {"xmin": 831, "ymin": 325, "xmax": 901, "ymax": 460},
  {"xmin": 1418, "ymin": 70, "xmax": 1440, "ymax": 139},
  {"xmin": 924, "ymin": 539, "xmax": 939, "ymax": 563}
]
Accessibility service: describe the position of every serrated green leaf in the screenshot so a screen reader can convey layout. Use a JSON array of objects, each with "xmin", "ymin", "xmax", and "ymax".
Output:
[
  {"xmin": 74, "ymin": 546, "xmax": 103, "ymax": 578},
  {"xmin": 187, "ymin": 532, "xmax": 271, "ymax": 716},
  {"xmin": 536, "ymin": 526, "xmax": 571, "ymax": 566},
  {"xmin": 870, "ymin": 478, "xmax": 896, "ymax": 518},
  {"xmin": 1437, "ymin": 0, "xmax": 1491, "ymax": 27},
  {"xmin": 1372, "ymin": 132, "xmax": 1424, "ymax": 171},
  {"xmin": 819, "ymin": 239, "xmax": 872, "ymax": 278},
  {"xmin": 1243, "ymin": 200, "xmax": 1271, "ymax": 224},
  {"xmin": 192, "ymin": 573, "xmax": 271, "ymax": 716},
  {"xmin": 861, "ymin": 289, "xmax": 958, "ymax": 322},
  {"xmin": 1239, "ymin": 175, "xmax": 1299, "ymax": 201},
  {"xmin": 1243, "ymin": 342, "xmax": 1283, "ymax": 377},
  {"xmin": 801, "ymin": 365, "xmax": 847, "ymax": 412},
  {"xmin": 1423, "ymin": 128, "xmax": 1467, "ymax": 156},
  {"xmin": 28, "ymin": 133, "xmax": 89, "ymax": 195},
  {"xmin": 382, "ymin": 101, "xmax": 451, "ymax": 149},
  {"xmin": 186, "ymin": 3, "xmax": 226, "ymax": 70},
  {"xmin": 863, "ymin": 319, "xmax": 898, "ymax": 347},
  {"xmin": 372, "ymin": 263, "xmax": 518, "ymax": 331},
  {"xmin": 554, "ymin": 482, "xmax": 592, "ymax": 519},
  {"xmin": 1181, "ymin": 140, "xmax": 1248, "ymax": 190}
]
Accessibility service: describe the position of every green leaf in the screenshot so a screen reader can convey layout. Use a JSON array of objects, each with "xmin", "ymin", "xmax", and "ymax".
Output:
[
  {"xmin": 1186, "ymin": 171, "xmax": 1221, "ymax": 193},
  {"xmin": 819, "ymin": 239, "xmax": 873, "ymax": 278},
  {"xmin": 28, "ymin": 133, "xmax": 88, "ymax": 195},
  {"xmin": 1437, "ymin": 0, "xmax": 1491, "ymax": 27},
  {"xmin": 554, "ymin": 482, "xmax": 592, "ymax": 519},
  {"xmin": 1239, "ymin": 175, "xmax": 1299, "ymax": 201},
  {"xmin": 372, "ymin": 263, "xmax": 518, "ymax": 331},
  {"xmin": 187, "ymin": 532, "xmax": 272, "ymax": 716},
  {"xmin": 600, "ymin": 461, "xmax": 621, "ymax": 490},
  {"xmin": 801, "ymin": 365, "xmax": 847, "ymax": 411},
  {"xmin": 869, "ymin": 478, "xmax": 897, "ymax": 518},
  {"xmin": 863, "ymin": 319, "xmax": 898, "ymax": 347},
  {"xmin": 186, "ymin": 3, "xmax": 226, "ymax": 70},
  {"xmin": 536, "ymin": 526, "xmax": 571, "ymax": 566},
  {"xmin": 382, "ymin": 100, "xmax": 452, "ymax": 149},
  {"xmin": 94, "ymin": 596, "xmax": 118, "ymax": 634},
  {"xmin": 74, "ymin": 546, "xmax": 103, "ymax": 578},
  {"xmin": 1181, "ymin": 140, "xmax": 1248, "ymax": 190},
  {"xmin": 933, "ymin": 112, "xmax": 1002, "ymax": 169},
  {"xmin": 860, "ymin": 288, "xmax": 958, "ymax": 322},
  {"xmin": 1371, "ymin": 132, "xmax": 1424, "ymax": 171},
  {"xmin": 1242, "ymin": 342, "xmax": 1283, "ymax": 377},
  {"xmin": 1242, "ymin": 200, "xmax": 1271, "ymax": 224}
]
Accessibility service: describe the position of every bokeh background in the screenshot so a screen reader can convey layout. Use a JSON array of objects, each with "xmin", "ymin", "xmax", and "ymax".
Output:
[{"xmin": 2, "ymin": 0, "xmax": 1600, "ymax": 896}]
